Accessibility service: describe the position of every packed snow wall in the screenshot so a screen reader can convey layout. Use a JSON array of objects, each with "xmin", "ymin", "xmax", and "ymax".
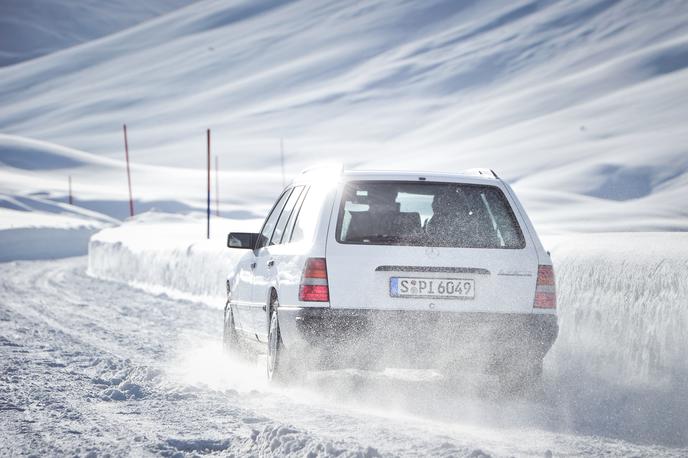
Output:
[
  {"xmin": 87, "ymin": 212, "xmax": 261, "ymax": 307},
  {"xmin": 545, "ymin": 233, "xmax": 688, "ymax": 388},
  {"xmin": 543, "ymin": 233, "xmax": 688, "ymax": 445}
]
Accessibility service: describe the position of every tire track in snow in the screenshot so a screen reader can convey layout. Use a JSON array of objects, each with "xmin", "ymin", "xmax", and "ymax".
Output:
[{"xmin": 0, "ymin": 258, "xmax": 386, "ymax": 456}]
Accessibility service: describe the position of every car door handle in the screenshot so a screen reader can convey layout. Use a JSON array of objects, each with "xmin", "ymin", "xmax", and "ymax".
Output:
[
  {"xmin": 250, "ymin": 262, "xmax": 256, "ymax": 269},
  {"xmin": 267, "ymin": 259, "xmax": 275, "ymax": 268}
]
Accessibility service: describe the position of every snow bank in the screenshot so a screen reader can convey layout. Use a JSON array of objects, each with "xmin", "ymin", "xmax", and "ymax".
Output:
[
  {"xmin": 88, "ymin": 212, "xmax": 262, "ymax": 307},
  {"xmin": 545, "ymin": 233, "xmax": 688, "ymax": 389},
  {"xmin": 542, "ymin": 232, "xmax": 688, "ymax": 445}
]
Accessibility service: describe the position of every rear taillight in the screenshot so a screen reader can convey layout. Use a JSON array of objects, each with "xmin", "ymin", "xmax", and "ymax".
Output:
[
  {"xmin": 533, "ymin": 265, "xmax": 556, "ymax": 309},
  {"xmin": 299, "ymin": 258, "xmax": 329, "ymax": 302}
]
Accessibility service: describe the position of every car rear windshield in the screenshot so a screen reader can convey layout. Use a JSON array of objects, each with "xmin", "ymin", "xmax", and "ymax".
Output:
[{"xmin": 336, "ymin": 181, "xmax": 525, "ymax": 249}]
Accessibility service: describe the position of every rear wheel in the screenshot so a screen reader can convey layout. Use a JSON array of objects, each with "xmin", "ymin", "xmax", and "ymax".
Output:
[
  {"xmin": 267, "ymin": 311, "xmax": 284, "ymax": 382},
  {"xmin": 222, "ymin": 303, "xmax": 240, "ymax": 356},
  {"xmin": 267, "ymin": 295, "xmax": 304, "ymax": 384}
]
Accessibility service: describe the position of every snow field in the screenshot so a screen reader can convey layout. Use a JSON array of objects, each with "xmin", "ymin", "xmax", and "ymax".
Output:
[
  {"xmin": 2, "ymin": 0, "xmax": 687, "ymax": 454},
  {"xmin": 0, "ymin": 225, "xmax": 97, "ymax": 262},
  {"xmin": 0, "ymin": 195, "xmax": 118, "ymax": 261}
]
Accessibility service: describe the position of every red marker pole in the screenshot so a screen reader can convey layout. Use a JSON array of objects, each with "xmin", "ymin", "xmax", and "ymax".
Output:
[
  {"xmin": 206, "ymin": 129, "xmax": 211, "ymax": 239},
  {"xmin": 215, "ymin": 155, "xmax": 220, "ymax": 217},
  {"xmin": 123, "ymin": 124, "xmax": 135, "ymax": 217}
]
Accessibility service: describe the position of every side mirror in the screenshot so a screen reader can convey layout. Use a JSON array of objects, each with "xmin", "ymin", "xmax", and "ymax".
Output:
[{"xmin": 227, "ymin": 232, "xmax": 258, "ymax": 249}]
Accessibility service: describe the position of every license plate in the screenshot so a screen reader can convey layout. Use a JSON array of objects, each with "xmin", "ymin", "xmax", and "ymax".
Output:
[{"xmin": 390, "ymin": 277, "xmax": 475, "ymax": 299}]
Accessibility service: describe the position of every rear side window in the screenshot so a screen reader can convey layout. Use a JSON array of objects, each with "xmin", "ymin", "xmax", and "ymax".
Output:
[
  {"xmin": 270, "ymin": 186, "xmax": 304, "ymax": 245},
  {"xmin": 291, "ymin": 183, "xmax": 330, "ymax": 243},
  {"xmin": 283, "ymin": 186, "xmax": 309, "ymax": 243},
  {"xmin": 256, "ymin": 189, "xmax": 292, "ymax": 250},
  {"xmin": 336, "ymin": 181, "xmax": 525, "ymax": 249}
]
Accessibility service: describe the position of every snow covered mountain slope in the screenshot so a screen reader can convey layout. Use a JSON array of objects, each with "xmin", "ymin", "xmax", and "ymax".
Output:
[
  {"xmin": 0, "ymin": 0, "xmax": 686, "ymax": 232},
  {"xmin": 0, "ymin": 133, "xmax": 266, "ymax": 259},
  {"xmin": 0, "ymin": 133, "xmax": 271, "ymax": 219},
  {"xmin": 0, "ymin": 0, "xmax": 192, "ymax": 67},
  {"xmin": 0, "ymin": 134, "xmax": 122, "ymax": 259}
]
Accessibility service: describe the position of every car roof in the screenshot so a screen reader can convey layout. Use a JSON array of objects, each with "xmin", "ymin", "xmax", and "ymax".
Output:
[
  {"xmin": 342, "ymin": 169, "xmax": 498, "ymax": 182},
  {"xmin": 292, "ymin": 166, "xmax": 500, "ymax": 186}
]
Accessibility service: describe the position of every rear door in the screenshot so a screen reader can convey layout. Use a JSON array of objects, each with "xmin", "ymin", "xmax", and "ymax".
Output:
[
  {"xmin": 325, "ymin": 180, "xmax": 538, "ymax": 314},
  {"xmin": 251, "ymin": 186, "xmax": 306, "ymax": 341},
  {"xmin": 242, "ymin": 189, "xmax": 293, "ymax": 340}
]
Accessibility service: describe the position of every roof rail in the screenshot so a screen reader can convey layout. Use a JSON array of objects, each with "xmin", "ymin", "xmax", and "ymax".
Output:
[
  {"xmin": 299, "ymin": 163, "xmax": 344, "ymax": 176},
  {"xmin": 460, "ymin": 168, "xmax": 499, "ymax": 179}
]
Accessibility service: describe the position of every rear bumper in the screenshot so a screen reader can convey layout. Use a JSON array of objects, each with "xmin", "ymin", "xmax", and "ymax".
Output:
[{"xmin": 278, "ymin": 307, "xmax": 558, "ymax": 370}]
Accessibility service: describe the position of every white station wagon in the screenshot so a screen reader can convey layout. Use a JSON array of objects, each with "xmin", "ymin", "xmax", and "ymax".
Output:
[{"xmin": 224, "ymin": 167, "xmax": 557, "ymax": 388}]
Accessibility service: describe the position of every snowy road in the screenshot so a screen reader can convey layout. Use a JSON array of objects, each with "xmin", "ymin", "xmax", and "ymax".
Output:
[{"xmin": 1, "ymin": 257, "xmax": 685, "ymax": 457}]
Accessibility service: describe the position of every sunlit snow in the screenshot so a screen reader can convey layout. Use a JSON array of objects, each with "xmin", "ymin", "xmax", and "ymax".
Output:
[{"xmin": 1, "ymin": 0, "xmax": 687, "ymax": 456}]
